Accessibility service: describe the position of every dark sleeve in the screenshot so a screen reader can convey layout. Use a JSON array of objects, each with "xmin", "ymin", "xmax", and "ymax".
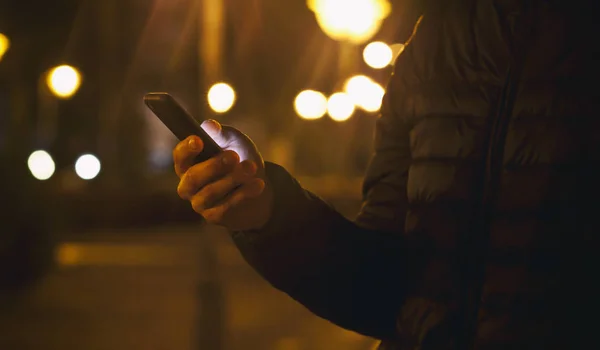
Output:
[{"xmin": 231, "ymin": 75, "xmax": 412, "ymax": 340}]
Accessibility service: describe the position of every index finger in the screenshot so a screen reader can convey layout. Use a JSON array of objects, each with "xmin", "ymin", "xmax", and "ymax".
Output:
[{"xmin": 173, "ymin": 135, "xmax": 204, "ymax": 177}]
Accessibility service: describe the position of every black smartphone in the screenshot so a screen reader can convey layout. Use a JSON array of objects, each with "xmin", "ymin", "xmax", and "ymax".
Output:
[{"xmin": 144, "ymin": 92, "xmax": 222, "ymax": 163}]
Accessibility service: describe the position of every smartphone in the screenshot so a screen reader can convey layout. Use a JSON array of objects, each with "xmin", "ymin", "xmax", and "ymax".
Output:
[{"xmin": 144, "ymin": 92, "xmax": 222, "ymax": 163}]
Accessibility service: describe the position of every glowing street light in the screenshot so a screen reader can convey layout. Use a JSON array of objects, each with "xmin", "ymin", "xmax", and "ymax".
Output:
[
  {"xmin": 27, "ymin": 150, "xmax": 56, "ymax": 180},
  {"xmin": 344, "ymin": 75, "xmax": 385, "ymax": 112},
  {"xmin": 363, "ymin": 41, "xmax": 393, "ymax": 69},
  {"xmin": 46, "ymin": 65, "xmax": 82, "ymax": 99},
  {"xmin": 344, "ymin": 75, "xmax": 373, "ymax": 96},
  {"xmin": 294, "ymin": 90, "xmax": 328, "ymax": 120},
  {"xmin": 0, "ymin": 33, "xmax": 10, "ymax": 62},
  {"xmin": 359, "ymin": 81, "xmax": 385, "ymax": 112},
  {"xmin": 75, "ymin": 154, "xmax": 101, "ymax": 180},
  {"xmin": 306, "ymin": 0, "xmax": 391, "ymax": 44},
  {"xmin": 327, "ymin": 92, "xmax": 355, "ymax": 122},
  {"xmin": 207, "ymin": 82, "xmax": 236, "ymax": 113}
]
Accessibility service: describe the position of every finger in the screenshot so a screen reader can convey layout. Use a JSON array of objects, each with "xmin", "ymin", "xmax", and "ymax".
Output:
[
  {"xmin": 177, "ymin": 150, "xmax": 239, "ymax": 200},
  {"xmin": 201, "ymin": 119, "xmax": 229, "ymax": 146},
  {"xmin": 190, "ymin": 161, "xmax": 258, "ymax": 212},
  {"xmin": 201, "ymin": 179, "xmax": 266, "ymax": 225},
  {"xmin": 173, "ymin": 135, "xmax": 204, "ymax": 177}
]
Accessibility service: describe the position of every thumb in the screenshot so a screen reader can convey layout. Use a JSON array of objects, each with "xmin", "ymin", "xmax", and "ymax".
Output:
[
  {"xmin": 201, "ymin": 120, "xmax": 258, "ymax": 163},
  {"xmin": 201, "ymin": 119, "xmax": 228, "ymax": 147}
]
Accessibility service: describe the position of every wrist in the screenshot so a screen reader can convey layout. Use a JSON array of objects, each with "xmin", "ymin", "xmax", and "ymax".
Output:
[
  {"xmin": 236, "ymin": 162, "xmax": 286, "ymax": 234},
  {"xmin": 254, "ymin": 177, "xmax": 274, "ymax": 231}
]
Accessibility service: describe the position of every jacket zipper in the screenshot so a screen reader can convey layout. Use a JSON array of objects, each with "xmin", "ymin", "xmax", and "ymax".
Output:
[
  {"xmin": 461, "ymin": 65, "xmax": 517, "ymax": 350},
  {"xmin": 460, "ymin": 2, "xmax": 538, "ymax": 346},
  {"xmin": 463, "ymin": 33, "xmax": 535, "ymax": 350}
]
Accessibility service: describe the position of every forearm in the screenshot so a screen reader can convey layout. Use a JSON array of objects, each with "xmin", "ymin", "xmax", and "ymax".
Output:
[{"xmin": 232, "ymin": 162, "xmax": 406, "ymax": 339}]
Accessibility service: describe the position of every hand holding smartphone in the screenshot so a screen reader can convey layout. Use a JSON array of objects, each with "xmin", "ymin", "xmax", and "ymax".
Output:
[
  {"xmin": 149, "ymin": 92, "xmax": 273, "ymax": 230},
  {"xmin": 143, "ymin": 92, "xmax": 222, "ymax": 163}
]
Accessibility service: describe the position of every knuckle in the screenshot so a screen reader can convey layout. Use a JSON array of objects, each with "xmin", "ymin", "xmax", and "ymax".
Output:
[
  {"xmin": 207, "ymin": 204, "xmax": 229, "ymax": 224},
  {"xmin": 232, "ymin": 166, "xmax": 246, "ymax": 181},
  {"xmin": 173, "ymin": 141, "xmax": 186, "ymax": 159},
  {"xmin": 214, "ymin": 207, "xmax": 227, "ymax": 222},
  {"xmin": 182, "ymin": 168, "xmax": 195, "ymax": 185},
  {"xmin": 174, "ymin": 164, "xmax": 185, "ymax": 178},
  {"xmin": 229, "ymin": 192, "xmax": 247, "ymax": 207},
  {"xmin": 231, "ymin": 165, "xmax": 250, "ymax": 183},
  {"xmin": 219, "ymin": 201, "xmax": 231, "ymax": 214},
  {"xmin": 191, "ymin": 196, "xmax": 206, "ymax": 214},
  {"xmin": 200, "ymin": 186, "xmax": 217, "ymax": 206},
  {"xmin": 173, "ymin": 142, "xmax": 181, "ymax": 156},
  {"xmin": 202, "ymin": 209, "xmax": 221, "ymax": 224},
  {"xmin": 223, "ymin": 150, "xmax": 239, "ymax": 163},
  {"xmin": 208, "ymin": 158, "xmax": 224, "ymax": 175},
  {"xmin": 176, "ymin": 183, "xmax": 186, "ymax": 199},
  {"xmin": 177, "ymin": 172, "xmax": 195, "ymax": 199},
  {"xmin": 222, "ymin": 174, "xmax": 237, "ymax": 189}
]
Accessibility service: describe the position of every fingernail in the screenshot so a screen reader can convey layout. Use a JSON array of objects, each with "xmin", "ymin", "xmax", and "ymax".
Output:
[
  {"xmin": 188, "ymin": 138, "xmax": 198, "ymax": 150},
  {"xmin": 241, "ymin": 161, "xmax": 256, "ymax": 175}
]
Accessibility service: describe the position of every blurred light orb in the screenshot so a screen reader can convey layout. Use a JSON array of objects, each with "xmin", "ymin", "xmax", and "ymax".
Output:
[
  {"xmin": 327, "ymin": 92, "xmax": 355, "ymax": 122},
  {"xmin": 344, "ymin": 75, "xmax": 385, "ymax": 112},
  {"xmin": 294, "ymin": 90, "xmax": 328, "ymax": 120},
  {"xmin": 207, "ymin": 82, "xmax": 236, "ymax": 113},
  {"xmin": 307, "ymin": 0, "xmax": 391, "ymax": 44},
  {"xmin": 27, "ymin": 150, "xmax": 55, "ymax": 180},
  {"xmin": 363, "ymin": 41, "xmax": 393, "ymax": 69},
  {"xmin": 47, "ymin": 65, "xmax": 82, "ymax": 99},
  {"xmin": 75, "ymin": 154, "xmax": 101, "ymax": 180},
  {"xmin": 359, "ymin": 81, "xmax": 385, "ymax": 112},
  {"xmin": 344, "ymin": 75, "xmax": 374, "ymax": 98},
  {"xmin": 0, "ymin": 33, "xmax": 10, "ymax": 61}
]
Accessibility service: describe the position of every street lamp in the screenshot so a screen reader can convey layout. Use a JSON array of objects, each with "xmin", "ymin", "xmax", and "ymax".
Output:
[
  {"xmin": 207, "ymin": 82, "xmax": 236, "ymax": 113},
  {"xmin": 46, "ymin": 65, "xmax": 82, "ymax": 99},
  {"xmin": 327, "ymin": 92, "xmax": 355, "ymax": 122},
  {"xmin": 27, "ymin": 150, "xmax": 56, "ymax": 180},
  {"xmin": 363, "ymin": 41, "xmax": 393, "ymax": 69},
  {"xmin": 306, "ymin": 0, "xmax": 391, "ymax": 44},
  {"xmin": 294, "ymin": 90, "xmax": 328, "ymax": 120},
  {"xmin": 344, "ymin": 75, "xmax": 385, "ymax": 112},
  {"xmin": 0, "ymin": 33, "xmax": 9, "ymax": 62},
  {"xmin": 75, "ymin": 154, "xmax": 101, "ymax": 180}
]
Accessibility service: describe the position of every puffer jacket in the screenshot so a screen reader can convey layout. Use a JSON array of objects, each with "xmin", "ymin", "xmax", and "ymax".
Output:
[{"xmin": 232, "ymin": 0, "xmax": 599, "ymax": 349}]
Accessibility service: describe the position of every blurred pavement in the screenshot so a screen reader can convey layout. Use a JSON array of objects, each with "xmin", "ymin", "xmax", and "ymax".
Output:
[{"xmin": 0, "ymin": 225, "xmax": 377, "ymax": 350}]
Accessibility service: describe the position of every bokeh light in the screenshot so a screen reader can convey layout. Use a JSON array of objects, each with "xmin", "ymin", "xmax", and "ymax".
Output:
[
  {"xmin": 344, "ymin": 75, "xmax": 373, "ymax": 98},
  {"xmin": 75, "ymin": 154, "xmax": 101, "ymax": 180},
  {"xmin": 363, "ymin": 41, "xmax": 393, "ymax": 69},
  {"xmin": 307, "ymin": 0, "xmax": 391, "ymax": 44},
  {"xmin": 344, "ymin": 75, "xmax": 385, "ymax": 112},
  {"xmin": 327, "ymin": 92, "xmax": 355, "ymax": 122},
  {"xmin": 46, "ymin": 65, "xmax": 82, "ymax": 99},
  {"xmin": 294, "ymin": 90, "xmax": 328, "ymax": 120},
  {"xmin": 207, "ymin": 82, "xmax": 236, "ymax": 113},
  {"xmin": 359, "ymin": 81, "xmax": 385, "ymax": 112},
  {"xmin": 27, "ymin": 150, "xmax": 56, "ymax": 180},
  {"xmin": 0, "ymin": 33, "xmax": 10, "ymax": 61}
]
